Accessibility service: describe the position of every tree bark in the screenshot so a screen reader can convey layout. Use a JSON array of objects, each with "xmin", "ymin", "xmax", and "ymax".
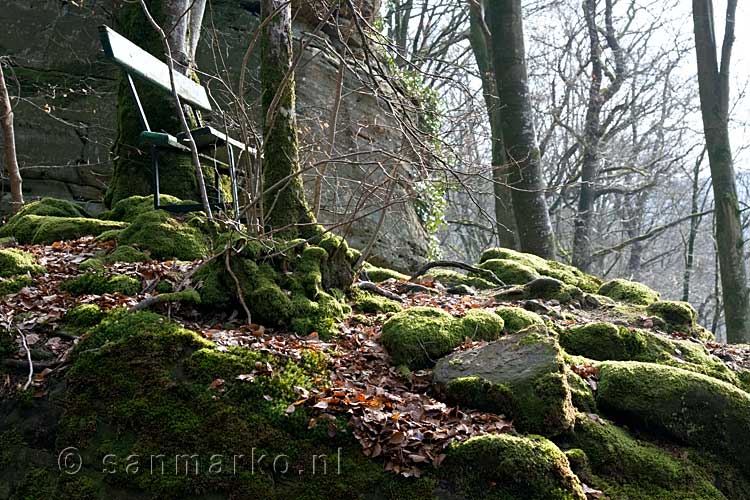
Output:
[
  {"xmin": 0, "ymin": 60, "xmax": 23, "ymax": 213},
  {"xmin": 485, "ymin": 0, "xmax": 555, "ymax": 259},
  {"xmin": 467, "ymin": 0, "xmax": 518, "ymax": 249},
  {"xmin": 260, "ymin": 0, "xmax": 316, "ymax": 237},
  {"xmin": 106, "ymin": 0, "xmax": 208, "ymax": 207},
  {"xmin": 693, "ymin": 0, "xmax": 750, "ymax": 342}
]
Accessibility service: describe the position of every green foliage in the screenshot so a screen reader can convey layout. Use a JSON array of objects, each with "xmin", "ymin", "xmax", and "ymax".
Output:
[
  {"xmin": 444, "ymin": 434, "xmax": 586, "ymax": 500},
  {"xmin": 598, "ymin": 279, "xmax": 660, "ymax": 305},
  {"xmin": 495, "ymin": 306, "xmax": 544, "ymax": 334},
  {"xmin": 61, "ymin": 272, "xmax": 140, "ymax": 296},
  {"xmin": 117, "ymin": 211, "xmax": 209, "ymax": 261},
  {"xmin": 0, "ymin": 248, "xmax": 44, "ymax": 277}
]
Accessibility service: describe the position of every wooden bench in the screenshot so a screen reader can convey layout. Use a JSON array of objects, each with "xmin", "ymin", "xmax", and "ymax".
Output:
[{"xmin": 98, "ymin": 25, "xmax": 253, "ymax": 217}]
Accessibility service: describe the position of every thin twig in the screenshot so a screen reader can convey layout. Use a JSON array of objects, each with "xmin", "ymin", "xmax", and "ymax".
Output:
[
  {"xmin": 225, "ymin": 248, "xmax": 252, "ymax": 325},
  {"xmin": 17, "ymin": 328, "xmax": 33, "ymax": 390}
]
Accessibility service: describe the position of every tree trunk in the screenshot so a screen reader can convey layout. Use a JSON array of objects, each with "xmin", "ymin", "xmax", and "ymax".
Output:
[
  {"xmin": 693, "ymin": 0, "xmax": 750, "ymax": 342},
  {"xmin": 0, "ymin": 60, "xmax": 23, "ymax": 213},
  {"xmin": 260, "ymin": 0, "xmax": 315, "ymax": 237},
  {"xmin": 106, "ymin": 0, "xmax": 207, "ymax": 207},
  {"xmin": 468, "ymin": 0, "xmax": 518, "ymax": 249},
  {"xmin": 485, "ymin": 0, "xmax": 555, "ymax": 259}
]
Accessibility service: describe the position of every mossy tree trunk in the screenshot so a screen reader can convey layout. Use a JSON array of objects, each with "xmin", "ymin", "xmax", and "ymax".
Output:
[
  {"xmin": 485, "ymin": 0, "xmax": 555, "ymax": 259},
  {"xmin": 467, "ymin": 0, "xmax": 518, "ymax": 250},
  {"xmin": 693, "ymin": 0, "xmax": 750, "ymax": 343},
  {"xmin": 260, "ymin": 0, "xmax": 316, "ymax": 238},
  {"xmin": 106, "ymin": 0, "xmax": 207, "ymax": 207}
]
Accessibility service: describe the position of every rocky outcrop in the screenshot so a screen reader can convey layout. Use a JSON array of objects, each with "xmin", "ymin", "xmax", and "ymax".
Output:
[{"xmin": 0, "ymin": 0, "xmax": 429, "ymax": 271}]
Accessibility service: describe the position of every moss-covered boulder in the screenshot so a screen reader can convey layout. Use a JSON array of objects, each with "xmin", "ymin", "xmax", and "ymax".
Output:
[
  {"xmin": 443, "ymin": 433, "xmax": 585, "ymax": 500},
  {"xmin": 433, "ymin": 325, "xmax": 575, "ymax": 435},
  {"xmin": 0, "ymin": 274, "xmax": 32, "ymax": 296},
  {"xmin": 523, "ymin": 277, "xmax": 583, "ymax": 303},
  {"xmin": 479, "ymin": 258, "xmax": 540, "ymax": 285},
  {"xmin": 461, "ymin": 309, "xmax": 505, "ymax": 341},
  {"xmin": 381, "ymin": 307, "xmax": 463, "ymax": 369},
  {"xmin": 560, "ymin": 413, "xmax": 732, "ymax": 499},
  {"xmin": 63, "ymin": 304, "xmax": 105, "ymax": 332},
  {"xmin": 104, "ymin": 245, "xmax": 149, "ymax": 263},
  {"xmin": 426, "ymin": 269, "xmax": 496, "ymax": 290},
  {"xmin": 479, "ymin": 247, "xmax": 601, "ymax": 292},
  {"xmin": 117, "ymin": 211, "xmax": 209, "ymax": 260},
  {"xmin": 362, "ymin": 263, "xmax": 409, "ymax": 282},
  {"xmin": 566, "ymin": 368, "xmax": 596, "ymax": 413},
  {"xmin": 596, "ymin": 361, "xmax": 750, "ymax": 471},
  {"xmin": 559, "ymin": 322, "xmax": 737, "ymax": 385},
  {"xmin": 9, "ymin": 197, "xmax": 88, "ymax": 218},
  {"xmin": 0, "ymin": 215, "xmax": 127, "ymax": 245},
  {"xmin": 495, "ymin": 306, "xmax": 545, "ymax": 334},
  {"xmin": 597, "ymin": 279, "xmax": 659, "ymax": 305},
  {"xmin": 0, "ymin": 248, "xmax": 44, "ymax": 277},
  {"xmin": 647, "ymin": 300, "xmax": 697, "ymax": 329},
  {"xmin": 350, "ymin": 288, "xmax": 402, "ymax": 314},
  {"xmin": 100, "ymin": 194, "xmax": 192, "ymax": 223},
  {"xmin": 61, "ymin": 272, "xmax": 140, "ymax": 296}
]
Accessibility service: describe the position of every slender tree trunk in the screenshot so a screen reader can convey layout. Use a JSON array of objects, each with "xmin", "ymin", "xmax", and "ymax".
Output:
[
  {"xmin": 106, "ymin": 0, "xmax": 208, "ymax": 207},
  {"xmin": 485, "ymin": 0, "xmax": 555, "ymax": 259},
  {"xmin": 260, "ymin": 0, "xmax": 315, "ymax": 237},
  {"xmin": 682, "ymin": 149, "xmax": 706, "ymax": 302},
  {"xmin": 468, "ymin": 0, "xmax": 518, "ymax": 249},
  {"xmin": 693, "ymin": 0, "xmax": 750, "ymax": 343},
  {"xmin": 0, "ymin": 60, "xmax": 23, "ymax": 214}
]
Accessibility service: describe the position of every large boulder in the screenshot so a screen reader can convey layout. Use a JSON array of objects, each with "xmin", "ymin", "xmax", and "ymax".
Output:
[
  {"xmin": 597, "ymin": 278, "xmax": 659, "ymax": 305},
  {"xmin": 433, "ymin": 325, "xmax": 575, "ymax": 435},
  {"xmin": 596, "ymin": 361, "xmax": 750, "ymax": 471}
]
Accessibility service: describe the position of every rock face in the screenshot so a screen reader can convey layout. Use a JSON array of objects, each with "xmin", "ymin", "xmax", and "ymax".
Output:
[
  {"xmin": 0, "ymin": 0, "xmax": 429, "ymax": 271},
  {"xmin": 433, "ymin": 325, "xmax": 575, "ymax": 435}
]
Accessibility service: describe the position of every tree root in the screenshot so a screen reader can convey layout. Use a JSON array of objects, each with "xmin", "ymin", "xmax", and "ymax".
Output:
[
  {"xmin": 409, "ymin": 260, "xmax": 505, "ymax": 286},
  {"xmin": 354, "ymin": 281, "xmax": 404, "ymax": 302}
]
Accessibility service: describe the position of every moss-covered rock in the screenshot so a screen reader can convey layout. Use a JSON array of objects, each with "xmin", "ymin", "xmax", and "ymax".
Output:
[
  {"xmin": 523, "ymin": 278, "xmax": 583, "ymax": 303},
  {"xmin": 104, "ymin": 245, "xmax": 149, "ymax": 263},
  {"xmin": 362, "ymin": 263, "xmax": 409, "ymax": 282},
  {"xmin": 495, "ymin": 306, "xmax": 544, "ymax": 334},
  {"xmin": 0, "ymin": 274, "xmax": 32, "ymax": 296},
  {"xmin": 479, "ymin": 258, "xmax": 540, "ymax": 285},
  {"xmin": 560, "ymin": 413, "xmax": 729, "ymax": 499},
  {"xmin": 565, "ymin": 368, "xmax": 596, "ymax": 413},
  {"xmin": 79, "ymin": 257, "xmax": 106, "ymax": 273},
  {"xmin": 460, "ymin": 309, "xmax": 505, "ymax": 341},
  {"xmin": 64, "ymin": 304, "xmax": 105, "ymax": 332},
  {"xmin": 434, "ymin": 326, "xmax": 575, "ymax": 435},
  {"xmin": 0, "ymin": 248, "xmax": 44, "ymax": 277},
  {"xmin": 598, "ymin": 279, "xmax": 659, "ymax": 305},
  {"xmin": 117, "ymin": 211, "xmax": 209, "ymax": 260},
  {"xmin": 444, "ymin": 433, "xmax": 586, "ymax": 500},
  {"xmin": 100, "ymin": 194, "xmax": 191, "ymax": 223},
  {"xmin": 646, "ymin": 300, "xmax": 697, "ymax": 329},
  {"xmin": 426, "ymin": 269, "xmax": 496, "ymax": 290},
  {"xmin": 10, "ymin": 197, "xmax": 88, "ymax": 219},
  {"xmin": 351, "ymin": 288, "xmax": 402, "ymax": 314},
  {"xmin": 479, "ymin": 247, "xmax": 601, "ymax": 292},
  {"xmin": 381, "ymin": 307, "xmax": 462, "ymax": 369},
  {"xmin": 596, "ymin": 361, "xmax": 750, "ymax": 471},
  {"xmin": 560, "ymin": 322, "xmax": 737, "ymax": 385},
  {"xmin": 61, "ymin": 272, "xmax": 140, "ymax": 296},
  {"xmin": 0, "ymin": 215, "xmax": 127, "ymax": 244}
]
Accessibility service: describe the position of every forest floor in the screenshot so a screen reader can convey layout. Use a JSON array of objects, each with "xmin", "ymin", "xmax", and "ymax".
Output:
[{"xmin": 3, "ymin": 235, "xmax": 750, "ymax": 490}]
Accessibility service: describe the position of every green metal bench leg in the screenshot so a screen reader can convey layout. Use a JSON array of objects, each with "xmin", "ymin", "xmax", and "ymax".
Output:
[{"xmin": 151, "ymin": 145, "xmax": 160, "ymax": 210}]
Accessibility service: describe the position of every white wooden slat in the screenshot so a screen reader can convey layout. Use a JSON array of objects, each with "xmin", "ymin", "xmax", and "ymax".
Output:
[{"xmin": 99, "ymin": 25, "xmax": 212, "ymax": 111}]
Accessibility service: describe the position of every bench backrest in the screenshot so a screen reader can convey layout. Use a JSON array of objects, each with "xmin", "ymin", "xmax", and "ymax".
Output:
[{"xmin": 98, "ymin": 25, "xmax": 212, "ymax": 112}]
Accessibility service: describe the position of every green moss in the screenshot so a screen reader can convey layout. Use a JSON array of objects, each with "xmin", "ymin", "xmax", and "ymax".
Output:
[
  {"xmin": 598, "ymin": 279, "xmax": 660, "ymax": 305},
  {"xmin": 596, "ymin": 361, "xmax": 750, "ymax": 471},
  {"xmin": 79, "ymin": 258, "xmax": 106, "ymax": 273},
  {"xmin": 460, "ymin": 309, "xmax": 505, "ymax": 341},
  {"xmin": 646, "ymin": 300, "xmax": 697, "ymax": 328},
  {"xmin": 117, "ymin": 210, "xmax": 209, "ymax": 260},
  {"xmin": 566, "ymin": 369, "xmax": 596, "ymax": 413},
  {"xmin": 426, "ymin": 269, "xmax": 496, "ymax": 290},
  {"xmin": 105, "ymin": 245, "xmax": 149, "ymax": 263},
  {"xmin": 444, "ymin": 375, "xmax": 515, "ymax": 415},
  {"xmin": 480, "ymin": 247, "xmax": 601, "ymax": 292},
  {"xmin": 0, "ymin": 215, "xmax": 127, "ymax": 244},
  {"xmin": 560, "ymin": 322, "xmax": 738, "ymax": 385},
  {"xmin": 100, "ymin": 194, "xmax": 190, "ymax": 223},
  {"xmin": 444, "ymin": 434, "xmax": 586, "ymax": 500},
  {"xmin": 561, "ymin": 413, "xmax": 727, "ymax": 499},
  {"xmin": 363, "ymin": 263, "xmax": 409, "ymax": 282},
  {"xmin": 495, "ymin": 306, "xmax": 544, "ymax": 334},
  {"xmin": 0, "ymin": 248, "xmax": 44, "ymax": 277},
  {"xmin": 351, "ymin": 288, "xmax": 402, "ymax": 314},
  {"xmin": 95, "ymin": 229, "xmax": 123, "ymax": 243},
  {"xmin": 61, "ymin": 272, "xmax": 140, "ymax": 296},
  {"xmin": 523, "ymin": 278, "xmax": 582, "ymax": 303},
  {"xmin": 64, "ymin": 304, "xmax": 105, "ymax": 332},
  {"xmin": 11, "ymin": 197, "xmax": 87, "ymax": 218},
  {"xmin": 479, "ymin": 258, "xmax": 540, "ymax": 285},
  {"xmin": 381, "ymin": 307, "xmax": 462, "ymax": 369},
  {"xmin": 0, "ymin": 274, "xmax": 32, "ymax": 295}
]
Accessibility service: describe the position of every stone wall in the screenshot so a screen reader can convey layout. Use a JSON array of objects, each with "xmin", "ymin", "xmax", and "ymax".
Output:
[{"xmin": 0, "ymin": 0, "xmax": 429, "ymax": 271}]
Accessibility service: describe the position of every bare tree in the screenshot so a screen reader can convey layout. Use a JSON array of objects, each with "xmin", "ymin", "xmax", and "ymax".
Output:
[
  {"xmin": 0, "ymin": 58, "xmax": 22, "ymax": 213},
  {"xmin": 692, "ymin": 0, "xmax": 750, "ymax": 343}
]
